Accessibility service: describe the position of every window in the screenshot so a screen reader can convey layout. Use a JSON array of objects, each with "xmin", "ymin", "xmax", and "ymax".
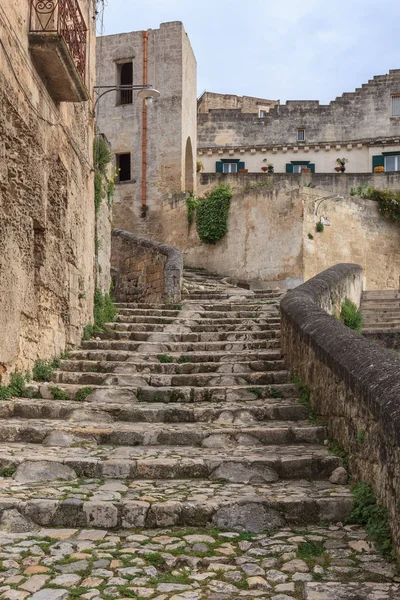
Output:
[
  {"xmin": 297, "ymin": 128, "xmax": 305, "ymax": 142},
  {"xmin": 116, "ymin": 153, "xmax": 131, "ymax": 181},
  {"xmin": 216, "ymin": 160, "xmax": 244, "ymax": 173},
  {"xmin": 259, "ymin": 110, "xmax": 267, "ymax": 118},
  {"xmin": 392, "ymin": 95, "xmax": 400, "ymax": 116},
  {"xmin": 118, "ymin": 62, "xmax": 133, "ymax": 105},
  {"xmin": 293, "ymin": 164, "xmax": 308, "ymax": 173},
  {"xmin": 286, "ymin": 162, "xmax": 315, "ymax": 173},
  {"xmin": 223, "ymin": 162, "xmax": 238, "ymax": 173},
  {"xmin": 385, "ymin": 155, "xmax": 400, "ymax": 172}
]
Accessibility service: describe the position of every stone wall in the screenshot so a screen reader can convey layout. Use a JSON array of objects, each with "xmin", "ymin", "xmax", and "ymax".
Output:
[
  {"xmin": 111, "ymin": 230, "xmax": 183, "ymax": 304},
  {"xmin": 198, "ymin": 70, "xmax": 400, "ymax": 174},
  {"xmin": 198, "ymin": 70, "xmax": 400, "ymax": 148},
  {"xmin": 151, "ymin": 173, "xmax": 400, "ymax": 290},
  {"xmin": 0, "ymin": 0, "xmax": 104, "ymax": 381},
  {"xmin": 95, "ymin": 22, "xmax": 197, "ymax": 237},
  {"xmin": 280, "ymin": 264, "xmax": 400, "ymax": 555},
  {"xmin": 198, "ymin": 92, "xmax": 278, "ymax": 114}
]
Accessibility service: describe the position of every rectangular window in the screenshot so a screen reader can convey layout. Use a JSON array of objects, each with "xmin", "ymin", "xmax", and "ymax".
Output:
[
  {"xmin": 222, "ymin": 162, "xmax": 238, "ymax": 173},
  {"xmin": 293, "ymin": 164, "xmax": 309, "ymax": 173},
  {"xmin": 259, "ymin": 110, "xmax": 267, "ymax": 118},
  {"xmin": 392, "ymin": 95, "xmax": 400, "ymax": 116},
  {"xmin": 116, "ymin": 153, "xmax": 131, "ymax": 181},
  {"xmin": 118, "ymin": 62, "xmax": 133, "ymax": 105},
  {"xmin": 384, "ymin": 155, "xmax": 400, "ymax": 171},
  {"xmin": 297, "ymin": 128, "xmax": 305, "ymax": 141}
]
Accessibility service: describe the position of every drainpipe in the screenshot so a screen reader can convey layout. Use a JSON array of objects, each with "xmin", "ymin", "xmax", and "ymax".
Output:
[{"xmin": 141, "ymin": 30, "xmax": 149, "ymax": 216}]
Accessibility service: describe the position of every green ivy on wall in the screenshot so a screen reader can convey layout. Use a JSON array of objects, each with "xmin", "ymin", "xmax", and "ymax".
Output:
[{"xmin": 186, "ymin": 184, "xmax": 232, "ymax": 244}]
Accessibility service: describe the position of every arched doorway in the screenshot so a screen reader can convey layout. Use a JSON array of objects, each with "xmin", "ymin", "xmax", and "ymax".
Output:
[{"xmin": 184, "ymin": 137, "xmax": 194, "ymax": 191}]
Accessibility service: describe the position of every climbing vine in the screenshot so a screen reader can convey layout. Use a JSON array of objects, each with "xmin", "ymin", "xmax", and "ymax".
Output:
[{"xmin": 186, "ymin": 184, "xmax": 232, "ymax": 244}]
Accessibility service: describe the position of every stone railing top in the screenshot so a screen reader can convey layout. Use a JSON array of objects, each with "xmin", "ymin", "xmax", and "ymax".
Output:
[
  {"xmin": 281, "ymin": 263, "xmax": 400, "ymax": 446},
  {"xmin": 112, "ymin": 229, "xmax": 183, "ymax": 273}
]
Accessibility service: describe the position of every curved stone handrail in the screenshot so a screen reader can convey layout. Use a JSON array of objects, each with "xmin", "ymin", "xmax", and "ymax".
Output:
[
  {"xmin": 111, "ymin": 229, "xmax": 183, "ymax": 304},
  {"xmin": 281, "ymin": 263, "xmax": 400, "ymax": 554}
]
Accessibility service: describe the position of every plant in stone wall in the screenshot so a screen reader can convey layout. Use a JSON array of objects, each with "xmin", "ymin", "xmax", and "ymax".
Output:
[
  {"xmin": 340, "ymin": 298, "xmax": 363, "ymax": 333},
  {"xmin": 370, "ymin": 188, "xmax": 400, "ymax": 222},
  {"xmin": 195, "ymin": 184, "xmax": 232, "ymax": 244},
  {"xmin": 93, "ymin": 136, "xmax": 112, "ymax": 214},
  {"xmin": 349, "ymin": 185, "xmax": 400, "ymax": 223},
  {"xmin": 186, "ymin": 193, "xmax": 199, "ymax": 225}
]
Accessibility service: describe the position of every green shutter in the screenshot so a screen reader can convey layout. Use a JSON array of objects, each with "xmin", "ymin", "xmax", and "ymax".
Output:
[
  {"xmin": 238, "ymin": 162, "xmax": 245, "ymax": 170},
  {"xmin": 286, "ymin": 164, "xmax": 294, "ymax": 173},
  {"xmin": 216, "ymin": 161, "xmax": 223, "ymax": 173},
  {"xmin": 372, "ymin": 155, "xmax": 385, "ymax": 172},
  {"xmin": 309, "ymin": 163, "xmax": 315, "ymax": 173}
]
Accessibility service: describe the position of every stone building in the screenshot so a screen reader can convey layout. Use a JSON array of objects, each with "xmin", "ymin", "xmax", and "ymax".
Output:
[
  {"xmin": 0, "ymin": 0, "xmax": 100, "ymax": 380},
  {"xmin": 198, "ymin": 72, "xmax": 400, "ymax": 175},
  {"xmin": 95, "ymin": 22, "xmax": 197, "ymax": 238}
]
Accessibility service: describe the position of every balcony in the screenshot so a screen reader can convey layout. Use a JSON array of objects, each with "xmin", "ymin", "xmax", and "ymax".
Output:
[{"xmin": 29, "ymin": 0, "xmax": 89, "ymax": 103}]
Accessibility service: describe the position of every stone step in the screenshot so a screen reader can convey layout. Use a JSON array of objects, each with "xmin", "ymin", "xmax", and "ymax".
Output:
[
  {"xmin": 361, "ymin": 300, "xmax": 400, "ymax": 308},
  {"xmin": 0, "ymin": 477, "xmax": 352, "ymax": 530},
  {"xmin": 198, "ymin": 304, "xmax": 279, "ymax": 312},
  {"xmin": 58, "ymin": 358, "xmax": 286, "ymax": 374},
  {"xmin": 107, "ymin": 322, "xmax": 280, "ymax": 333},
  {"xmin": 99, "ymin": 330, "xmax": 280, "ymax": 343},
  {"xmin": 362, "ymin": 322, "xmax": 400, "ymax": 331},
  {"xmin": 69, "ymin": 349, "xmax": 284, "ymax": 364},
  {"xmin": 116, "ymin": 315, "xmax": 280, "ymax": 325},
  {"xmin": 0, "ymin": 442, "xmax": 339, "ymax": 481},
  {"xmin": 362, "ymin": 290, "xmax": 400, "ymax": 299},
  {"xmin": 363, "ymin": 315, "xmax": 400, "ymax": 323},
  {"xmin": 52, "ymin": 369, "xmax": 290, "ymax": 387},
  {"xmin": 80, "ymin": 339, "xmax": 281, "ymax": 352},
  {"xmin": 1, "ymin": 397, "xmax": 308, "ymax": 424},
  {"xmin": 33, "ymin": 382, "xmax": 298, "ymax": 402},
  {"xmin": 0, "ymin": 418, "xmax": 326, "ymax": 446}
]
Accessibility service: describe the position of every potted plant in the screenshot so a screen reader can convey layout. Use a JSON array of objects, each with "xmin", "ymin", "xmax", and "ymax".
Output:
[
  {"xmin": 261, "ymin": 166, "xmax": 268, "ymax": 172},
  {"xmin": 336, "ymin": 157, "xmax": 348, "ymax": 173},
  {"xmin": 238, "ymin": 168, "xmax": 248, "ymax": 173},
  {"xmin": 196, "ymin": 161, "xmax": 204, "ymax": 173},
  {"xmin": 267, "ymin": 163, "xmax": 274, "ymax": 173},
  {"xmin": 374, "ymin": 166, "xmax": 385, "ymax": 173},
  {"xmin": 301, "ymin": 167, "xmax": 311, "ymax": 173},
  {"xmin": 334, "ymin": 166, "xmax": 341, "ymax": 172}
]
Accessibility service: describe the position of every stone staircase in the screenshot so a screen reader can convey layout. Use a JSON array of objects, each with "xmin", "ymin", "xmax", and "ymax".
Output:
[
  {"xmin": 361, "ymin": 290, "xmax": 400, "ymax": 332},
  {"xmin": 0, "ymin": 268, "xmax": 398, "ymax": 599}
]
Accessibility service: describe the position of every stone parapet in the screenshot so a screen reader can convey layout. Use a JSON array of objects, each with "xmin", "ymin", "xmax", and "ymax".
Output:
[
  {"xmin": 281, "ymin": 263, "xmax": 400, "ymax": 554},
  {"xmin": 111, "ymin": 229, "xmax": 183, "ymax": 304}
]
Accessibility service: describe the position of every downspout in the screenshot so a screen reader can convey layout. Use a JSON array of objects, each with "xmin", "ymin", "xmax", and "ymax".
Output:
[{"xmin": 141, "ymin": 30, "xmax": 149, "ymax": 216}]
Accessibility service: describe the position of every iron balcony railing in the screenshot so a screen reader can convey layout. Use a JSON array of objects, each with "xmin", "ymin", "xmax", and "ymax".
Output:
[{"xmin": 29, "ymin": 0, "xmax": 87, "ymax": 82}]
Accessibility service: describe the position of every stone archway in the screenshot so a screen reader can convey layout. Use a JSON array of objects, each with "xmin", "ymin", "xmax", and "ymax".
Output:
[{"xmin": 184, "ymin": 137, "xmax": 194, "ymax": 191}]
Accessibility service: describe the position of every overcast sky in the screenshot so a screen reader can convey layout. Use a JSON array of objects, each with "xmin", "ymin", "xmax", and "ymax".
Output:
[{"xmin": 98, "ymin": 0, "xmax": 400, "ymax": 104}]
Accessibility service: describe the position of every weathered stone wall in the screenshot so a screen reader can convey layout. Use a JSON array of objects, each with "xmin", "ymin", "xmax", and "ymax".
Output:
[
  {"xmin": 153, "ymin": 173, "xmax": 400, "ymax": 290},
  {"xmin": 198, "ymin": 92, "xmax": 279, "ymax": 114},
  {"xmin": 95, "ymin": 22, "xmax": 197, "ymax": 237},
  {"xmin": 0, "ymin": 0, "xmax": 102, "ymax": 381},
  {"xmin": 280, "ymin": 264, "xmax": 400, "ymax": 555},
  {"xmin": 198, "ymin": 70, "xmax": 400, "ymax": 148},
  {"xmin": 198, "ymin": 70, "xmax": 400, "ymax": 174},
  {"xmin": 111, "ymin": 230, "xmax": 183, "ymax": 304}
]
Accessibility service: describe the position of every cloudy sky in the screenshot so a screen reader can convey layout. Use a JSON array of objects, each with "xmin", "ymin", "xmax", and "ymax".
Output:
[{"xmin": 98, "ymin": 0, "xmax": 400, "ymax": 104}]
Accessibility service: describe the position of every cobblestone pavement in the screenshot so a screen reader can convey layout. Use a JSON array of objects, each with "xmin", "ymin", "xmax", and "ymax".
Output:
[
  {"xmin": 0, "ymin": 269, "xmax": 398, "ymax": 599},
  {"xmin": 0, "ymin": 525, "xmax": 398, "ymax": 600}
]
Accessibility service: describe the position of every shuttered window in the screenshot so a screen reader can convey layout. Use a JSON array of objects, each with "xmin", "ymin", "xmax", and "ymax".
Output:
[{"xmin": 392, "ymin": 95, "xmax": 400, "ymax": 116}]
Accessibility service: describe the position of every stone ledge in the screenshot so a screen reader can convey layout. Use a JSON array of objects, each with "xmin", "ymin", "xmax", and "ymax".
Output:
[
  {"xmin": 280, "ymin": 263, "xmax": 400, "ymax": 555},
  {"xmin": 111, "ymin": 229, "xmax": 183, "ymax": 304},
  {"xmin": 281, "ymin": 264, "xmax": 400, "ymax": 445}
]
